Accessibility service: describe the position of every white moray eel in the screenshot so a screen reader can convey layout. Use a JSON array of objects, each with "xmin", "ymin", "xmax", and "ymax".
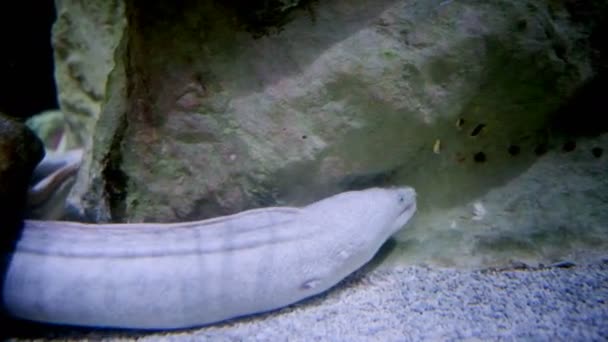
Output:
[
  {"xmin": 2, "ymin": 187, "xmax": 416, "ymax": 330},
  {"xmin": 26, "ymin": 149, "xmax": 83, "ymax": 220}
]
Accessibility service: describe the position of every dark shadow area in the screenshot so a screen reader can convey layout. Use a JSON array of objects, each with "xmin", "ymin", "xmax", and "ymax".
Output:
[
  {"xmin": 0, "ymin": 314, "xmax": 150, "ymax": 340},
  {"xmin": 551, "ymin": 0, "xmax": 608, "ymax": 136},
  {"xmin": 218, "ymin": 0, "xmax": 319, "ymax": 38},
  {"xmin": 0, "ymin": 222, "xmax": 29, "ymax": 341},
  {"xmin": 0, "ymin": 0, "xmax": 58, "ymax": 119},
  {"xmin": 550, "ymin": 74, "xmax": 608, "ymax": 137},
  {"xmin": 0, "ymin": 118, "xmax": 45, "ymax": 340}
]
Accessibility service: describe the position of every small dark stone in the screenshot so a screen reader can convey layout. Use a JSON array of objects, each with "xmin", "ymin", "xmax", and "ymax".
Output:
[
  {"xmin": 592, "ymin": 147, "xmax": 603, "ymax": 158},
  {"xmin": 508, "ymin": 145, "xmax": 521, "ymax": 156},
  {"xmin": 470, "ymin": 123, "xmax": 486, "ymax": 137},
  {"xmin": 553, "ymin": 42, "xmax": 567, "ymax": 60},
  {"xmin": 456, "ymin": 118, "xmax": 465, "ymax": 128},
  {"xmin": 516, "ymin": 18, "xmax": 528, "ymax": 31},
  {"xmin": 550, "ymin": 261, "xmax": 576, "ymax": 269},
  {"xmin": 473, "ymin": 152, "xmax": 486, "ymax": 163},
  {"xmin": 534, "ymin": 144, "xmax": 548, "ymax": 156},
  {"xmin": 508, "ymin": 260, "xmax": 530, "ymax": 270},
  {"xmin": 301, "ymin": 135, "xmax": 307, "ymax": 139},
  {"xmin": 562, "ymin": 140, "xmax": 576, "ymax": 152}
]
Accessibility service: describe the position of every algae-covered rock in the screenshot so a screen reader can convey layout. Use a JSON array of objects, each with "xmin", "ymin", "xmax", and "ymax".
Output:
[
  {"xmin": 59, "ymin": 0, "xmax": 597, "ymax": 225},
  {"xmin": 52, "ymin": 0, "xmax": 126, "ymax": 146}
]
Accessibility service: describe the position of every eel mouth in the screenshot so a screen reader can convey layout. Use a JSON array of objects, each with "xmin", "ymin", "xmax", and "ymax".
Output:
[{"xmin": 399, "ymin": 202, "xmax": 415, "ymax": 215}]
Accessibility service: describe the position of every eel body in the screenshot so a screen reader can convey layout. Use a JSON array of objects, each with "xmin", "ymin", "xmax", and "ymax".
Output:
[
  {"xmin": 26, "ymin": 148, "xmax": 82, "ymax": 220},
  {"xmin": 2, "ymin": 187, "xmax": 416, "ymax": 330}
]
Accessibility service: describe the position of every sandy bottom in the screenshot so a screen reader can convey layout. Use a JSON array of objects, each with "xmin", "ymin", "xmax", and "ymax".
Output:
[{"xmin": 4, "ymin": 255, "xmax": 607, "ymax": 341}]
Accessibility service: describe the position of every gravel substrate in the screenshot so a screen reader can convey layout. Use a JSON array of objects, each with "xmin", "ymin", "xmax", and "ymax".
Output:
[{"xmin": 4, "ymin": 259, "xmax": 608, "ymax": 341}]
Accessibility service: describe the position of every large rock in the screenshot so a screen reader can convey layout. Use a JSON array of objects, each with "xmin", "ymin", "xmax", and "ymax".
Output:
[
  {"xmin": 52, "ymin": 0, "xmax": 126, "ymax": 148},
  {"xmin": 55, "ymin": 0, "xmax": 606, "ymax": 266},
  {"xmin": 60, "ymin": 0, "xmax": 584, "ymax": 219}
]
